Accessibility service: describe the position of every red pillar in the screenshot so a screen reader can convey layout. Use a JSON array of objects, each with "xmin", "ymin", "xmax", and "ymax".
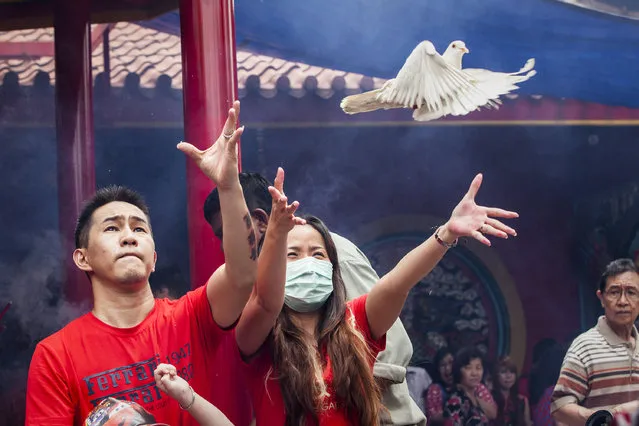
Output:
[
  {"xmin": 179, "ymin": 0, "xmax": 240, "ymax": 289},
  {"xmin": 54, "ymin": 0, "xmax": 95, "ymax": 303}
]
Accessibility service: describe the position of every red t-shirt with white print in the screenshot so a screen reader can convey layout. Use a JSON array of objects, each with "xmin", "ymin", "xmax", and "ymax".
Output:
[
  {"xmin": 26, "ymin": 284, "xmax": 252, "ymax": 426},
  {"xmin": 240, "ymin": 294, "xmax": 386, "ymax": 425}
]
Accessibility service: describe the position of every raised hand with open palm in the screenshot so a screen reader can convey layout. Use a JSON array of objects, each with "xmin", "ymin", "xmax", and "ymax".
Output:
[
  {"xmin": 177, "ymin": 100, "xmax": 243, "ymax": 191},
  {"xmin": 445, "ymin": 173, "xmax": 518, "ymax": 246}
]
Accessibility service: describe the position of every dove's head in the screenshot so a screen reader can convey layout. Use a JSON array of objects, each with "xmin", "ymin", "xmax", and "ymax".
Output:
[
  {"xmin": 442, "ymin": 40, "xmax": 469, "ymax": 69},
  {"xmin": 447, "ymin": 40, "xmax": 469, "ymax": 55}
]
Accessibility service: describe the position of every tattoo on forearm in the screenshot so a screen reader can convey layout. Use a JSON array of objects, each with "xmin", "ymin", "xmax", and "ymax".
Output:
[
  {"xmin": 243, "ymin": 213, "xmax": 252, "ymax": 230},
  {"xmin": 244, "ymin": 214, "xmax": 258, "ymax": 260},
  {"xmin": 248, "ymin": 229, "xmax": 257, "ymax": 261}
]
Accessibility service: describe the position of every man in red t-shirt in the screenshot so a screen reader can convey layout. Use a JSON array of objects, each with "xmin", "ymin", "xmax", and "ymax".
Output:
[{"xmin": 26, "ymin": 101, "xmax": 256, "ymax": 426}]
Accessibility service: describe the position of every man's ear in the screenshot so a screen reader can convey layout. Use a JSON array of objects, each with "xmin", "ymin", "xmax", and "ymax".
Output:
[
  {"xmin": 596, "ymin": 289, "xmax": 604, "ymax": 307},
  {"xmin": 152, "ymin": 251, "xmax": 157, "ymax": 273},
  {"xmin": 251, "ymin": 209, "xmax": 269, "ymax": 235},
  {"xmin": 73, "ymin": 248, "xmax": 93, "ymax": 273}
]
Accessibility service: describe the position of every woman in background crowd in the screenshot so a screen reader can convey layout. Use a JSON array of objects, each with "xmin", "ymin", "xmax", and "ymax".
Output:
[
  {"xmin": 426, "ymin": 348, "xmax": 456, "ymax": 425},
  {"xmin": 444, "ymin": 346, "xmax": 497, "ymax": 426},
  {"xmin": 491, "ymin": 356, "xmax": 532, "ymax": 426}
]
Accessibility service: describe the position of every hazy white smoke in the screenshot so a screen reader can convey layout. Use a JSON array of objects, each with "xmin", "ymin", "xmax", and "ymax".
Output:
[
  {"xmin": 0, "ymin": 229, "xmax": 90, "ymax": 425},
  {"xmin": 0, "ymin": 229, "xmax": 89, "ymax": 341}
]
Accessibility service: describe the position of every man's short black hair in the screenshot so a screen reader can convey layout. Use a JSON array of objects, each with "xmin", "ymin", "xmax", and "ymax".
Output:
[
  {"xmin": 599, "ymin": 258, "xmax": 639, "ymax": 292},
  {"xmin": 203, "ymin": 172, "xmax": 272, "ymax": 225},
  {"xmin": 74, "ymin": 185, "xmax": 151, "ymax": 249}
]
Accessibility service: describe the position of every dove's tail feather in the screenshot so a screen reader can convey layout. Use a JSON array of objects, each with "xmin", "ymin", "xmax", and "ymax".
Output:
[
  {"xmin": 340, "ymin": 89, "xmax": 403, "ymax": 114},
  {"xmin": 511, "ymin": 58, "xmax": 535, "ymax": 76},
  {"xmin": 340, "ymin": 90, "xmax": 382, "ymax": 114},
  {"xmin": 499, "ymin": 58, "xmax": 537, "ymax": 87},
  {"xmin": 503, "ymin": 58, "xmax": 537, "ymax": 85}
]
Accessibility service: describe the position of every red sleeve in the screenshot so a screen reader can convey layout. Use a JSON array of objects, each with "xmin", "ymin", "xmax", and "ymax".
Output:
[
  {"xmin": 347, "ymin": 294, "xmax": 386, "ymax": 356},
  {"xmin": 233, "ymin": 330, "xmax": 273, "ymax": 403},
  {"xmin": 426, "ymin": 384, "xmax": 444, "ymax": 418},
  {"xmin": 26, "ymin": 341, "xmax": 75, "ymax": 425},
  {"xmin": 476, "ymin": 383, "xmax": 496, "ymax": 405},
  {"xmin": 179, "ymin": 284, "xmax": 233, "ymax": 353},
  {"xmin": 233, "ymin": 328, "xmax": 270, "ymax": 371}
]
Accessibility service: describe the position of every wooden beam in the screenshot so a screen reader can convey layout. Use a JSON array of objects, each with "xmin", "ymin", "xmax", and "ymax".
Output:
[
  {"xmin": 0, "ymin": 41, "xmax": 54, "ymax": 58},
  {"xmin": 0, "ymin": 0, "xmax": 178, "ymax": 31},
  {"xmin": 0, "ymin": 24, "xmax": 108, "ymax": 58},
  {"xmin": 90, "ymin": 23, "xmax": 110, "ymax": 52}
]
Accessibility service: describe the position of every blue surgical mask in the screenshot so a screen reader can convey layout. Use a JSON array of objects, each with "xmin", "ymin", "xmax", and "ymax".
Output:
[{"xmin": 284, "ymin": 257, "xmax": 334, "ymax": 313}]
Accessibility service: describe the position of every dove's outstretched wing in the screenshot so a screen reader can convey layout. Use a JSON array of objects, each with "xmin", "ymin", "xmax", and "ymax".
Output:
[
  {"xmin": 376, "ymin": 41, "xmax": 498, "ymax": 116},
  {"xmin": 412, "ymin": 58, "xmax": 537, "ymax": 121},
  {"xmin": 464, "ymin": 58, "xmax": 537, "ymax": 100}
]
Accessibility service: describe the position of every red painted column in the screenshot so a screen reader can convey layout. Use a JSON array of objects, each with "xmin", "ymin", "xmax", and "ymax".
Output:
[
  {"xmin": 179, "ymin": 0, "xmax": 240, "ymax": 289},
  {"xmin": 54, "ymin": 0, "xmax": 96, "ymax": 303}
]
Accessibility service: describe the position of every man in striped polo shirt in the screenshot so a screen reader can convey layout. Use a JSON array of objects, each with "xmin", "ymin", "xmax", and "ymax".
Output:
[{"xmin": 552, "ymin": 258, "xmax": 639, "ymax": 426}]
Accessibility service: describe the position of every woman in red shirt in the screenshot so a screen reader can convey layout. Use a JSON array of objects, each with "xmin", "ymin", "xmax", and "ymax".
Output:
[{"xmin": 234, "ymin": 169, "xmax": 518, "ymax": 426}]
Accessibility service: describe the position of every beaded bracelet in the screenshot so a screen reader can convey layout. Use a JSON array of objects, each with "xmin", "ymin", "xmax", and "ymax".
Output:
[
  {"xmin": 434, "ymin": 227, "xmax": 458, "ymax": 249},
  {"xmin": 179, "ymin": 386, "xmax": 196, "ymax": 410}
]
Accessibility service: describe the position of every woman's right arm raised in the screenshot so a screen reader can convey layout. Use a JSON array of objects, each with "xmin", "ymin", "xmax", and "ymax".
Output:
[{"xmin": 235, "ymin": 168, "xmax": 305, "ymax": 357}]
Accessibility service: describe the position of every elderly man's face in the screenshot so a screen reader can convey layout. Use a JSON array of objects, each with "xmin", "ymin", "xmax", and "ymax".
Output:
[{"xmin": 598, "ymin": 271, "xmax": 639, "ymax": 329}]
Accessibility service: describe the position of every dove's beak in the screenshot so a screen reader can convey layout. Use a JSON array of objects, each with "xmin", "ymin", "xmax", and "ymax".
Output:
[{"xmin": 462, "ymin": 47, "xmax": 470, "ymax": 54}]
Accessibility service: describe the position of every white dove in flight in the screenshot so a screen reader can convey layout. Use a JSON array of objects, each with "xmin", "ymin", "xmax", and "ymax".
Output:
[{"xmin": 340, "ymin": 40, "xmax": 536, "ymax": 121}]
